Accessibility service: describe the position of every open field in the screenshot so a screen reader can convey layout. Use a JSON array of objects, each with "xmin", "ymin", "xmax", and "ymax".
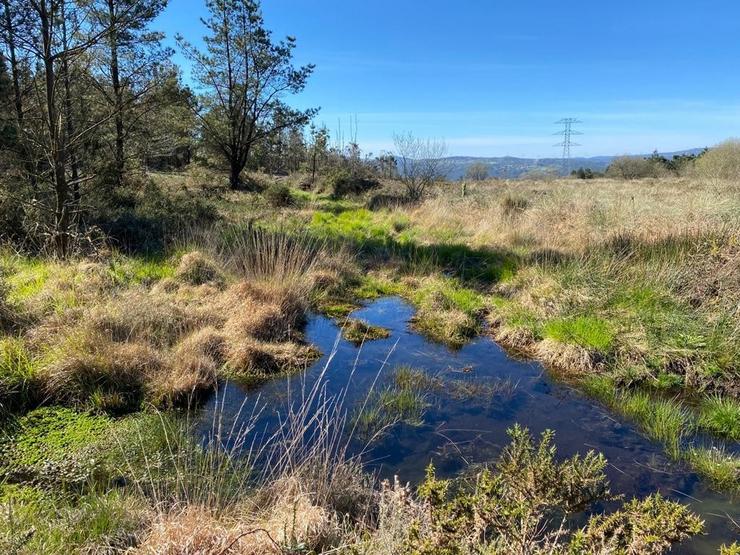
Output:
[{"xmin": 1, "ymin": 173, "xmax": 738, "ymax": 553}]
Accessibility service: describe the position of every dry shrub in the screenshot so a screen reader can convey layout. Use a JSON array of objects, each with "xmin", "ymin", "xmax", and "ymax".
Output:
[
  {"xmin": 220, "ymin": 281, "xmax": 307, "ymax": 340},
  {"xmin": 175, "ymin": 251, "xmax": 225, "ymax": 286},
  {"xmin": 489, "ymin": 321, "xmax": 538, "ymax": 354},
  {"xmin": 223, "ymin": 303, "xmax": 292, "ymax": 343},
  {"xmin": 149, "ymin": 328, "xmax": 226, "ymax": 407}
]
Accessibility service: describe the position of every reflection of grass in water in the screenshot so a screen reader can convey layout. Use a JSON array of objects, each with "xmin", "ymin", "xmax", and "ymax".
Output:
[
  {"xmin": 445, "ymin": 377, "xmax": 519, "ymax": 401},
  {"xmin": 354, "ymin": 367, "xmax": 521, "ymax": 440}
]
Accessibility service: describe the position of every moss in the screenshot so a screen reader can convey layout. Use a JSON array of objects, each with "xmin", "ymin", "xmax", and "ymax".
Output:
[
  {"xmin": 543, "ymin": 315, "xmax": 615, "ymax": 351},
  {"xmin": 341, "ymin": 318, "xmax": 390, "ymax": 344},
  {"xmin": 0, "ymin": 407, "xmax": 110, "ymax": 485}
]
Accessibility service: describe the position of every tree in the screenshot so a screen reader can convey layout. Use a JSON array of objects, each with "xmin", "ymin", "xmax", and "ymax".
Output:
[
  {"xmin": 465, "ymin": 161, "xmax": 489, "ymax": 181},
  {"xmin": 393, "ymin": 132, "xmax": 447, "ymax": 200},
  {"xmin": 90, "ymin": 0, "xmax": 171, "ymax": 187},
  {"xmin": 308, "ymin": 123, "xmax": 329, "ymax": 182},
  {"xmin": 177, "ymin": 0, "xmax": 316, "ymax": 189}
]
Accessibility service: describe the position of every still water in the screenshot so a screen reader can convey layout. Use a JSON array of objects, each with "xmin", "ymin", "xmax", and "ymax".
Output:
[{"xmin": 198, "ymin": 296, "xmax": 738, "ymax": 553}]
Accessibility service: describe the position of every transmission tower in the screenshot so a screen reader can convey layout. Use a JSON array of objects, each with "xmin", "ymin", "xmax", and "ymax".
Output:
[{"xmin": 553, "ymin": 118, "xmax": 582, "ymax": 174}]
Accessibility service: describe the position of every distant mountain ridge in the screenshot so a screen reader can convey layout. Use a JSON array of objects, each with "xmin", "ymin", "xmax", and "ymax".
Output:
[{"xmin": 443, "ymin": 149, "xmax": 705, "ymax": 179}]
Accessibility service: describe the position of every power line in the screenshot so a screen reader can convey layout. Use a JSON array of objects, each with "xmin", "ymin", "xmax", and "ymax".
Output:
[{"xmin": 553, "ymin": 118, "xmax": 582, "ymax": 174}]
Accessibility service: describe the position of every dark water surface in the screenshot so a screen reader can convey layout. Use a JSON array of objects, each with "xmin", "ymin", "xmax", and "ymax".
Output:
[{"xmin": 198, "ymin": 296, "xmax": 738, "ymax": 553}]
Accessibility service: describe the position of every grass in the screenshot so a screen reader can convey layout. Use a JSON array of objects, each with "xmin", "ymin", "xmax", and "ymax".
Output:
[
  {"xmin": 341, "ymin": 318, "xmax": 391, "ymax": 344},
  {"xmin": 697, "ymin": 394, "xmax": 740, "ymax": 441},
  {"xmin": 581, "ymin": 376, "xmax": 740, "ymax": 492},
  {"xmin": 543, "ymin": 315, "xmax": 616, "ymax": 351},
  {"xmin": 686, "ymin": 447, "xmax": 740, "ymax": 495},
  {"xmin": 353, "ymin": 366, "xmax": 434, "ymax": 438}
]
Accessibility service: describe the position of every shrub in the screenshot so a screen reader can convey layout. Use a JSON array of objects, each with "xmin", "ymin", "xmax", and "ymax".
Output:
[
  {"xmin": 406, "ymin": 426, "xmax": 702, "ymax": 554},
  {"xmin": 695, "ymin": 139, "xmax": 740, "ymax": 181},
  {"xmin": 263, "ymin": 183, "xmax": 294, "ymax": 207},
  {"xmin": 606, "ymin": 156, "xmax": 660, "ymax": 179},
  {"xmin": 324, "ymin": 168, "xmax": 380, "ymax": 199}
]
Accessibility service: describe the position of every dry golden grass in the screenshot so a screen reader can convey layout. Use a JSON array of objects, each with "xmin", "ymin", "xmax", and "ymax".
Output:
[
  {"xmin": 135, "ymin": 478, "xmax": 338, "ymax": 554},
  {"xmin": 410, "ymin": 177, "xmax": 739, "ymax": 254},
  {"xmin": 7, "ymin": 231, "xmax": 347, "ymax": 411}
]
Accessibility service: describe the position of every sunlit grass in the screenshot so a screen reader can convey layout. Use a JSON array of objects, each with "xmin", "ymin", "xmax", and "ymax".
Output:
[{"xmin": 697, "ymin": 395, "xmax": 740, "ymax": 442}]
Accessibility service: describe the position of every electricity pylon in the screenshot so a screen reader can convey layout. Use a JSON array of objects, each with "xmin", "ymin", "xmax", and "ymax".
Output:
[{"xmin": 554, "ymin": 118, "xmax": 582, "ymax": 174}]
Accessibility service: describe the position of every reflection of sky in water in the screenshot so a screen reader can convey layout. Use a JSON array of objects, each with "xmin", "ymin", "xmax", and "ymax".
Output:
[{"xmin": 197, "ymin": 297, "xmax": 738, "ymax": 554}]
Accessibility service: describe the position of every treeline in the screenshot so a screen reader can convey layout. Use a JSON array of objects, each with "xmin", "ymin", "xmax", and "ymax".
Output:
[{"xmin": 0, "ymin": 0, "xmax": 331, "ymax": 255}]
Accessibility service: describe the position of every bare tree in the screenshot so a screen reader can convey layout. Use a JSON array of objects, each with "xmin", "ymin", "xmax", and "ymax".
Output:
[
  {"xmin": 393, "ymin": 132, "xmax": 447, "ymax": 200},
  {"xmin": 465, "ymin": 161, "xmax": 489, "ymax": 181},
  {"xmin": 177, "ymin": 0, "xmax": 316, "ymax": 189}
]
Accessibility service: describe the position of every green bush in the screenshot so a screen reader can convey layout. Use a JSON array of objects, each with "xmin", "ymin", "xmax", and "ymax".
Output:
[
  {"xmin": 406, "ymin": 425, "xmax": 702, "ymax": 554},
  {"xmin": 324, "ymin": 168, "xmax": 380, "ymax": 199},
  {"xmin": 263, "ymin": 183, "xmax": 294, "ymax": 207}
]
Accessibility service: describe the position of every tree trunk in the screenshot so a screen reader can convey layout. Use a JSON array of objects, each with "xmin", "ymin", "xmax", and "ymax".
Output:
[
  {"xmin": 229, "ymin": 158, "xmax": 243, "ymax": 189},
  {"xmin": 107, "ymin": 0, "xmax": 124, "ymax": 187},
  {"xmin": 2, "ymin": 0, "xmax": 37, "ymax": 190},
  {"xmin": 61, "ymin": 3, "xmax": 79, "ymax": 211},
  {"xmin": 39, "ymin": 0, "xmax": 69, "ymax": 256}
]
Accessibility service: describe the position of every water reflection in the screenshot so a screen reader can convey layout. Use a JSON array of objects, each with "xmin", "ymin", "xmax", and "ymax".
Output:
[{"xmin": 197, "ymin": 297, "xmax": 738, "ymax": 554}]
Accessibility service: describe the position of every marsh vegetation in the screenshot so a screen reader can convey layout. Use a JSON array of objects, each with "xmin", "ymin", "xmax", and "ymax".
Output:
[{"xmin": 0, "ymin": 0, "xmax": 738, "ymax": 552}]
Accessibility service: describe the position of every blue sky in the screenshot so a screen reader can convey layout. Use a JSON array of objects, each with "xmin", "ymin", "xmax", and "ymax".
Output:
[{"xmin": 156, "ymin": 0, "xmax": 740, "ymax": 158}]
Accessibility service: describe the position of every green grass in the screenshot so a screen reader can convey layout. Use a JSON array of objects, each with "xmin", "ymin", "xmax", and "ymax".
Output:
[
  {"xmin": 353, "ymin": 366, "xmax": 434, "ymax": 438},
  {"xmin": 686, "ymin": 447, "xmax": 740, "ymax": 495},
  {"xmin": 618, "ymin": 391, "xmax": 690, "ymax": 458},
  {"xmin": 0, "ymin": 338, "xmax": 39, "ymax": 412},
  {"xmin": 543, "ymin": 316, "xmax": 615, "ymax": 351},
  {"xmin": 697, "ymin": 395, "xmax": 740, "ymax": 441},
  {"xmin": 0, "ymin": 486, "xmax": 145, "ymax": 554},
  {"xmin": 107, "ymin": 255, "xmax": 175, "ymax": 285},
  {"xmin": 2, "ymin": 255, "xmax": 53, "ymax": 303}
]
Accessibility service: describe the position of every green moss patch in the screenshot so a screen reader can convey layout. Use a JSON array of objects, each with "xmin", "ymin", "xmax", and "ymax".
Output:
[{"xmin": 1, "ymin": 407, "xmax": 110, "ymax": 485}]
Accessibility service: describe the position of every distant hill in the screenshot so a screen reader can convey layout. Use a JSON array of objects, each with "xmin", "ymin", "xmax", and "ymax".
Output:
[{"xmin": 443, "ymin": 149, "xmax": 705, "ymax": 179}]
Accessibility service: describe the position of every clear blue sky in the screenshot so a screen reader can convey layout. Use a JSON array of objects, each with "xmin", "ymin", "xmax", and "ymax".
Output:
[{"xmin": 156, "ymin": 0, "xmax": 740, "ymax": 158}]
